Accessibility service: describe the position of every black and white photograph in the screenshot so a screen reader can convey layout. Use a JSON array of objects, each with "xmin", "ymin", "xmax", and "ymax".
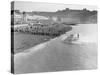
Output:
[{"xmin": 11, "ymin": 1, "xmax": 98, "ymax": 74}]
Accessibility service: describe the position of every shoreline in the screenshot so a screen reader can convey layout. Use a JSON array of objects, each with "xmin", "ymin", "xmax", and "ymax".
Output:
[{"xmin": 13, "ymin": 25, "xmax": 72, "ymax": 54}]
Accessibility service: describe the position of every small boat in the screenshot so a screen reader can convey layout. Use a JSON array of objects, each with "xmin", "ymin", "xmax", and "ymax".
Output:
[{"xmin": 63, "ymin": 34, "xmax": 80, "ymax": 44}]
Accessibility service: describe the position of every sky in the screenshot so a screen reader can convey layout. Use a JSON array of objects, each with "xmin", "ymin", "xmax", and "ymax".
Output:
[{"xmin": 14, "ymin": 1, "xmax": 97, "ymax": 12}]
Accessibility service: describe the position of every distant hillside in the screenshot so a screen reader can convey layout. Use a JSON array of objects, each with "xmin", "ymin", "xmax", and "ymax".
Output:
[
  {"xmin": 87, "ymin": 14, "xmax": 97, "ymax": 23},
  {"xmin": 12, "ymin": 8, "xmax": 97, "ymax": 25},
  {"xmin": 30, "ymin": 9, "xmax": 97, "ymax": 24}
]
